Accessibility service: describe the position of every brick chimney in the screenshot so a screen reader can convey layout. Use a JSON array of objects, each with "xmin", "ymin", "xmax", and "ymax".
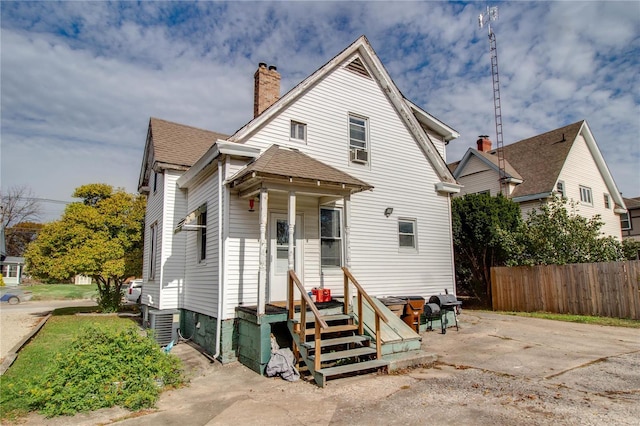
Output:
[
  {"xmin": 254, "ymin": 63, "xmax": 281, "ymax": 118},
  {"xmin": 477, "ymin": 135, "xmax": 492, "ymax": 152}
]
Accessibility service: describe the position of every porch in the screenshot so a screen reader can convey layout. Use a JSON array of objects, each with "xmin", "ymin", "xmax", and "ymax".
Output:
[{"xmin": 235, "ymin": 268, "xmax": 429, "ymax": 386}]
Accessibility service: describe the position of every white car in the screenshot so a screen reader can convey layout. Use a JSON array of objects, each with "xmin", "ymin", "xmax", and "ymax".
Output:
[{"xmin": 125, "ymin": 279, "xmax": 143, "ymax": 303}]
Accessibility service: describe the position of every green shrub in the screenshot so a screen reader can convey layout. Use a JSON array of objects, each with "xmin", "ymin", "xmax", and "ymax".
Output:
[{"xmin": 26, "ymin": 325, "xmax": 183, "ymax": 417}]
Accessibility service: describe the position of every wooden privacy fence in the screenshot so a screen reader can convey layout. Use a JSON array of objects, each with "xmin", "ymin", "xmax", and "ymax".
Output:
[{"xmin": 491, "ymin": 260, "xmax": 640, "ymax": 319}]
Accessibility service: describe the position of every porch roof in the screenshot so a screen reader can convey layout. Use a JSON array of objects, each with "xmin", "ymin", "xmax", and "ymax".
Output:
[{"xmin": 228, "ymin": 145, "xmax": 373, "ymax": 196}]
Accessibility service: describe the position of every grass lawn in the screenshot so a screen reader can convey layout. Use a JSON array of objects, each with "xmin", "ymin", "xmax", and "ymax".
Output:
[
  {"xmin": 0, "ymin": 313, "xmax": 140, "ymax": 420},
  {"xmin": 23, "ymin": 283, "xmax": 98, "ymax": 301},
  {"xmin": 495, "ymin": 310, "xmax": 640, "ymax": 328}
]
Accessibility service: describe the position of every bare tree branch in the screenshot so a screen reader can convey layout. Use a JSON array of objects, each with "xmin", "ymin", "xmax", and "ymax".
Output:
[{"xmin": 1, "ymin": 185, "xmax": 42, "ymax": 228}]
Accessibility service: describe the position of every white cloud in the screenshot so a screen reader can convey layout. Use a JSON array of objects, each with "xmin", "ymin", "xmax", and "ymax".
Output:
[{"xmin": 1, "ymin": 1, "xmax": 639, "ymax": 222}]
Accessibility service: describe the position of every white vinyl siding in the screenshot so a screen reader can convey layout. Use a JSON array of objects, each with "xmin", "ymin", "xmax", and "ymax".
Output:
[
  {"xmin": 141, "ymin": 170, "xmax": 186, "ymax": 309},
  {"xmin": 240, "ymin": 60, "xmax": 456, "ymax": 298},
  {"xmin": 557, "ymin": 133, "xmax": 622, "ymax": 239},
  {"xmin": 183, "ymin": 167, "xmax": 220, "ymax": 317},
  {"xmin": 453, "ymin": 155, "xmax": 502, "ymax": 197}
]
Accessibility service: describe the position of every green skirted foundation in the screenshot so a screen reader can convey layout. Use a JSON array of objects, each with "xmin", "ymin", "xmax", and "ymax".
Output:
[
  {"xmin": 179, "ymin": 310, "xmax": 237, "ymax": 364},
  {"xmin": 235, "ymin": 308, "xmax": 289, "ymax": 375}
]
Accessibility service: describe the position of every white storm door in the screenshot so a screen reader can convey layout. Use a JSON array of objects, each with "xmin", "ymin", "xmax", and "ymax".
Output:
[{"xmin": 269, "ymin": 213, "xmax": 303, "ymax": 302}]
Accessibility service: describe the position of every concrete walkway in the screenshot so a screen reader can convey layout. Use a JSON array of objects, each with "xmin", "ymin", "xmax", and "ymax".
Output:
[{"xmin": 16, "ymin": 310, "xmax": 640, "ymax": 425}]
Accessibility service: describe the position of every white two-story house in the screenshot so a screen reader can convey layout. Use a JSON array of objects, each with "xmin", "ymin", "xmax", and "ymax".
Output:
[
  {"xmin": 449, "ymin": 122, "xmax": 626, "ymax": 239},
  {"xmin": 137, "ymin": 36, "xmax": 462, "ymax": 381}
]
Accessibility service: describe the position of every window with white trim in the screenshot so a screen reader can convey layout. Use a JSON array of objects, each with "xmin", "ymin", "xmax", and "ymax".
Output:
[
  {"xmin": 149, "ymin": 222, "xmax": 157, "ymax": 279},
  {"xmin": 621, "ymin": 212, "xmax": 631, "ymax": 230},
  {"xmin": 556, "ymin": 181, "xmax": 565, "ymax": 197},
  {"xmin": 579, "ymin": 186, "xmax": 593, "ymax": 205},
  {"xmin": 603, "ymin": 193, "xmax": 610, "ymax": 209},
  {"xmin": 197, "ymin": 206, "xmax": 207, "ymax": 262},
  {"xmin": 349, "ymin": 115, "xmax": 369, "ymax": 165},
  {"xmin": 290, "ymin": 120, "xmax": 306, "ymax": 142},
  {"xmin": 398, "ymin": 219, "xmax": 417, "ymax": 250},
  {"xmin": 2, "ymin": 264, "xmax": 18, "ymax": 278},
  {"xmin": 320, "ymin": 207, "xmax": 342, "ymax": 268}
]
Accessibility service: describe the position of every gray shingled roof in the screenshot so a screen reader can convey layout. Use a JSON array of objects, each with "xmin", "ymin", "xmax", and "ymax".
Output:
[
  {"xmin": 623, "ymin": 197, "xmax": 640, "ymax": 210},
  {"xmin": 497, "ymin": 121, "xmax": 584, "ymax": 198},
  {"xmin": 230, "ymin": 145, "xmax": 373, "ymax": 191},
  {"xmin": 149, "ymin": 117, "xmax": 229, "ymax": 169},
  {"xmin": 451, "ymin": 121, "xmax": 585, "ymax": 198}
]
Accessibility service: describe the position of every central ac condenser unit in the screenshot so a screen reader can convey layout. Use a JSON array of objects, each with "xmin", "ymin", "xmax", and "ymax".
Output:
[{"xmin": 146, "ymin": 309, "xmax": 180, "ymax": 346}]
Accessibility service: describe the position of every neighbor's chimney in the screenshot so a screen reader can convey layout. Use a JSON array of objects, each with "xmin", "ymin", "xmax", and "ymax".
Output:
[
  {"xmin": 254, "ymin": 63, "xmax": 281, "ymax": 118},
  {"xmin": 477, "ymin": 135, "xmax": 492, "ymax": 152}
]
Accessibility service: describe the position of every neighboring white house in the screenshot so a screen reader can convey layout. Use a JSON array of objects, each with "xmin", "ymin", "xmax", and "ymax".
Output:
[
  {"xmin": 137, "ymin": 36, "xmax": 461, "ymax": 366},
  {"xmin": 449, "ymin": 121, "xmax": 627, "ymax": 239},
  {"xmin": 1, "ymin": 256, "xmax": 25, "ymax": 286}
]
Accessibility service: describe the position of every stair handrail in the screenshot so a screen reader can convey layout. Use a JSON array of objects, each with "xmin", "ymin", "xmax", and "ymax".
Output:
[
  {"xmin": 288, "ymin": 270, "xmax": 328, "ymax": 371},
  {"xmin": 342, "ymin": 267, "xmax": 388, "ymax": 359}
]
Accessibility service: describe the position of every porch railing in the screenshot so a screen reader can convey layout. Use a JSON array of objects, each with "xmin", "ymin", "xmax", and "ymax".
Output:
[
  {"xmin": 288, "ymin": 270, "xmax": 328, "ymax": 372},
  {"xmin": 342, "ymin": 267, "xmax": 389, "ymax": 359}
]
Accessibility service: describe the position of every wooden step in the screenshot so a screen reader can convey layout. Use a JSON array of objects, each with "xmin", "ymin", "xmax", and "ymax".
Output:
[
  {"xmin": 304, "ymin": 323, "xmax": 358, "ymax": 336},
  {"xmin": 302, "ymin": 335, "xmax": 369, "ymax": 350},
  {"xmin": 304, "ymin": 313, "xmax": 352, "ymax": 324},
  {"xmin": 308, "ymin": 346, "xmax": 376, "ymax": 362},
  {"xmin": 316, "ymin": 359, "xmax": 389, "ymax": 386}
]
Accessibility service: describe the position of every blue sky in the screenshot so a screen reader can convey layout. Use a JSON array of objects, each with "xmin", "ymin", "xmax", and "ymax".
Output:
[{"xmin": 2, "ymin": 1, "xmax": 639, "ymax": 220}]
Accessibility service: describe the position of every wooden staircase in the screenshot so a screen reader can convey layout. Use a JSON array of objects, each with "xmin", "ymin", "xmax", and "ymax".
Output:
[{"xmin": 287, "ymin": 269, "xmax": 390, "ymax": 387}]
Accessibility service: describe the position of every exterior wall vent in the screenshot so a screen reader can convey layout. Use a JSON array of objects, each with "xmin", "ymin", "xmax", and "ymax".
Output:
[{"xmin": 345, "ymin": 58, "xmax": 371, "ymax": 78}]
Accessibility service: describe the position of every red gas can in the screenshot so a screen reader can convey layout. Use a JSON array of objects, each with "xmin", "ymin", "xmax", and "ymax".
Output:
[{"xmin": 312, "ymin": 288, "xmax": 331, "ymax": 303}]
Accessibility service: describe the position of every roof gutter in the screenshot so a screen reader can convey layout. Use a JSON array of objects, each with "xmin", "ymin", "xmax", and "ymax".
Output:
[
  {"xmin": 177, "ymin": 141, "xmax": 260, "ymax": 189},
  {"xmin": 511, "ymin": 192, "xmax": 553, "ymax": 203}
]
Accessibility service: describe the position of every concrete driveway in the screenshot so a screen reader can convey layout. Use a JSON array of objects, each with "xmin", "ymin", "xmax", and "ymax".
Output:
[
  {"xmin": 14, "ymin": 310, "xmax": 640, "ymax": 426},
  {"xmin": 432, "ymin": 310, "xmax": 639, "ymax": 380}
]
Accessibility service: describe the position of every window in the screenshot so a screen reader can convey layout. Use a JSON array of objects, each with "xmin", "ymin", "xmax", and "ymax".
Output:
[
  {"xmin": 153, "ymin": 172, "xmax": 159, "ymax": 193},
  {"xmin": 579, "ymin": 186, "xmax": 592, "ymax": 205},
  {"xmin": 149, "ymin": 223, "xmax": 157, "ymax": 279},
  {"xmin": 290, "ymin": 121, "xmax": 306, "ymax": 141},
  {"xmin": 621, "ymin": 212, "xmax": 631, "ymax": 230},
  {"xmin": 556, "ymin": 181, "xmax": 565, "ymax": 197},
  {"xmin": 349, "ymin": 115, "xmax": 368, "ymax": 164},
  {"xmin": 398, "ymin": 219, "xmax": 417, "ymax": 250},
  {"xmin": 2, "ymin": 264, "xmax": 18, "ymax": 278},
  {"xmin": 197, "ymin": 207, "xmax": 207, "ymax": 262},
  {"xmin": 603, "ymin": 193, "xmax": 610, "ymax": 209},
  {"xmin": 320, "ymin": 208, "xmax": 342, "ymax": 268}
]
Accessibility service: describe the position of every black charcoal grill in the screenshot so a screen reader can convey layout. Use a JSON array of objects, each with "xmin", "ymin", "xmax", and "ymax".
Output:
[{"xmin": 427, "ymin": 292, "xmax": 462, "ymax": 334}]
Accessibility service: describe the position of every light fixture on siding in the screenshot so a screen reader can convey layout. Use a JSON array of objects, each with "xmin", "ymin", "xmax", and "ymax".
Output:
[
  {"xmin": 248, "ymin": 198, "xmax": 255, "ymax": 212},
  {"xmin": 384, "ymin": 207, "xmax": 393, "ymax": 217}
]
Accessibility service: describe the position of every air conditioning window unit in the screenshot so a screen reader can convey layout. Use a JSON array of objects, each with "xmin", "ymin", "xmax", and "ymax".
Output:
[
  {"xmin": 147, "ymin": 309, "xmax": 180, "ymax": 346},
  {"xmin": 350, "ymin": 148, "xmax": 368, "ymax": 164}
]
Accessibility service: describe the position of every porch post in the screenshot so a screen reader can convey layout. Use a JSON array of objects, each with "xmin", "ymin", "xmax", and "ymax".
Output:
[
  {"xmin": 258, "ymin": 188, "xmax": 268, "ymax": 315},
  {"xmin": 344, "ymin": 193, "xmax": 351, "ymax": 269},
  {"xmin": 288, "ymin": 191, "xmax": 296, "ymax": 274}
]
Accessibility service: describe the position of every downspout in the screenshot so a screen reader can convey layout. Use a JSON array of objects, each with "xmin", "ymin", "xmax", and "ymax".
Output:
[{"xmin": 213, "ymin": 158, "xmax": 224, "ymax": 360}]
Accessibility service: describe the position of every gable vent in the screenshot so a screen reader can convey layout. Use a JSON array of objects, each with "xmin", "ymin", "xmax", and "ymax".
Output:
[{"xmin": 345, "ymin": 58, "xmax": 371, "ymax": 78}]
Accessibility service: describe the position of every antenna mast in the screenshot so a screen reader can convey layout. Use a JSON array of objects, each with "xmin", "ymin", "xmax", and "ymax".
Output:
[{"xmin": 479, "ymin": 6, "xmax": 507, "ymax": 196}]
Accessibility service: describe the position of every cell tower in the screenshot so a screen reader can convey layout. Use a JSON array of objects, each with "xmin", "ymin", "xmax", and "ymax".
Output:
[{"xmin": 479, "ymin": 6, "xmax": 507, "ymax": 196}]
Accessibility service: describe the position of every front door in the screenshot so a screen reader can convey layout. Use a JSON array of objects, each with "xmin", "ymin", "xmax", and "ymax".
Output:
[{"xmin": 269, "ymin": 213, "xmax": 303, "ymax": 302}]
